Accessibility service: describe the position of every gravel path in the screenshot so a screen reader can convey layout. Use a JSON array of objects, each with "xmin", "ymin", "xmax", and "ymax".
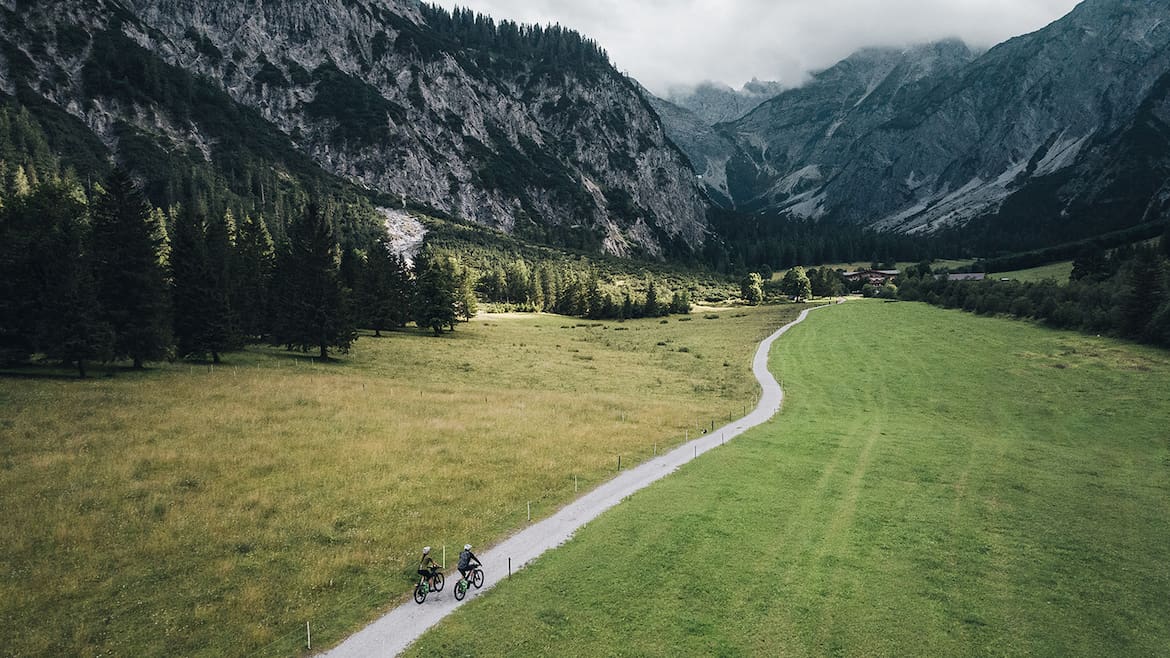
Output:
[{"xmin": 323, "ymin": 304, "xmax": 828, "ymax": 657}]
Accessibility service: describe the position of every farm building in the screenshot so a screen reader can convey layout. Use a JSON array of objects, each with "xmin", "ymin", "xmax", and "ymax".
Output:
[{"xmin": 843, "ymin": 269, "xmax": 900, "ymax": 285}]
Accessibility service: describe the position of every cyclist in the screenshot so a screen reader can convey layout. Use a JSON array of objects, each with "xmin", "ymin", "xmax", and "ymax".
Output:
[
  {"xmin": 457, "ymin": 544, "xmax": 481, "ymax": 583},
  {"xmin": 417, "ymin": 546, "xmax": 440, "ymax": 589}
]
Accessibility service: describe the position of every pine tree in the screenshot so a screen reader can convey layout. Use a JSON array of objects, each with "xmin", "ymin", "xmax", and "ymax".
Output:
[
  {"xmin": 454, "ymin": 257, "xmax": 479, "ymax": 322},
  {"xmin": 644, "ymin": 279, "xmax": 661, "ymax": 317},
  {"xmin": 39, "ymin": 225, "xmax": 113, "ymax": 377},
  {"xmin": 171, "ymin": 205, "xmax": 233, "ymax": 362},
  {"xmin": 358, "ymin": 235, "xmax": 412, "ymax": 335},
  {"xmin": 1119, "ymin": 246, "xmax": 1167, "ymax": 339},
  {"xmin": 20, "ymin": 181, "xmax": 113, "ymax": 376},
  {"xmin": 584, "ymin": 271, "xmax": 604, "ymax": 319},
  {"xmin": 412, "ymin": 247, "xmax": 457, "ymax": 336},
  {"xmin": 272, "ymin": 202, "xmax": 354, "ymax": 358},
  {"xmin": 90, "ymin": 168, "xmax": 172, "ymax": 368},
  {"xmin": 233, "ymin": 213, "xmax": 275, "ymax": 341}
]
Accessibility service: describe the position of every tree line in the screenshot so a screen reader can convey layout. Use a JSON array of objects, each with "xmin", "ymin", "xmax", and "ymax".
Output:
[
  {"xmin": 0, "ymin": 168, "xmax": 475, "ymax": 376},
  {"xmin": 895, "ymin": 233, "xmax": 1170, "ymax": 348},
  {"xmin": 474, "ymin": 258, "xmax": 691, "ymax": 320},
  {"xmin": 703, "ymin": 209, "xmax": 951, "ymax": 274}
]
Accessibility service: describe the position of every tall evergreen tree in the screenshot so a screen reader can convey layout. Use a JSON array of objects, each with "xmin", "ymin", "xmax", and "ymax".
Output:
[
  {"xmin": 644, "ymin": 279, "xmax": 661, "ymax": 317},
  {"xmin": 412, "ymin": 247, "xmax": 458, "ymax": 335},
  {"xmin": 39, "ymin": 227, "xmax": 113, "ymax": 376},
  {"xmin": 20, "ymin": 181, "xmax": 113, "ymax": 376},
  {"xmin": 233, "ymin": 213, "xmax": 275, "ymax": 341},
  {"xmin": 90, "ymin": 168, "xmax": 171, "ymax": 368},
  {"xmin": 273, "ymin": 202, "xmax": 354, "ymax": 358},
  {"xmin": 1119, "ymin": 246, "xmax": 1168, "ymax": 339},
  {"xmin": 358, "ymin": 235, "xmax": 412, "ymax": 336},
  {"xmin": 171, "ymin": 206, "xmax": 234, "ymax": 362},
  {"xmin": 454, "ymin": 257, "xmax": 479, "ymax": 322},
  {"xmin": 585, "ymin": 271, "xmax": 605, "ymax": 320}
]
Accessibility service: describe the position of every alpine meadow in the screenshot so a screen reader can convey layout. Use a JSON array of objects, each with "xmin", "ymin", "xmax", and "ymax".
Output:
[{"xmin": 3, "ymin": 0, "xmax": 1170, "ymax": 656}]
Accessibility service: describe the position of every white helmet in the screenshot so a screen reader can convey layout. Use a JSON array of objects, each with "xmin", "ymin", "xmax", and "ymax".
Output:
[
  {"xmin": 422, "ymin": 546, "xmax": 431, "ymax": 554},
  {"xmin": 464, "ymin": 544, "xmax": 472, "ymax": 550}
]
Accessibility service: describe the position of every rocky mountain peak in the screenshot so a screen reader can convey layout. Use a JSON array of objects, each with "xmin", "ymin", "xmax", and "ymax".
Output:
[{"xmin": 2, "ymin": 0, "xmax": 709, "ymax": 259}]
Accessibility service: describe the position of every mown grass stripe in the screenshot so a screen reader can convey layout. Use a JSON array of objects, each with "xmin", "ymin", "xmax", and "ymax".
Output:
[{"xmin": 405, "ymin": 300, "xmax": 1170, "ymax": 657}]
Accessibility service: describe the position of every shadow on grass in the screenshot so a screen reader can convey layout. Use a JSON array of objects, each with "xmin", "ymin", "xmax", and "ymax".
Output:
[{"xmin": 0, "ymin": 363, "xmax": 156, "ymax": 381}]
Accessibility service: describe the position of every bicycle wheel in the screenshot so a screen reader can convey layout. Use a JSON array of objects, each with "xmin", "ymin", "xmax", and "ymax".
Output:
[
  {"xmin": 433, "ymin": 572, "xmax": 445, "ymax": 591},
  {"xmin": 454, "ymin": 579, "xmax": 467, "ymax": 601},
  {"xmin": 472, "ymin": 569, "xmax": 484, "ymax": 589},
  {"xmin": 413, "ymin": 583, "xmax": 426, "ymax": 604}
]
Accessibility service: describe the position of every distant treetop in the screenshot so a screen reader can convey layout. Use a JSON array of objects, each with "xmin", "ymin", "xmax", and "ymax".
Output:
[{"xmin": 418, "ymin": 4, "xmax": 610, "ymax": 70}]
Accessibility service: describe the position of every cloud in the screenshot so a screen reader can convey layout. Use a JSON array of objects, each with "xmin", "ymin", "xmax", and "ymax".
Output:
[{"xmin": 426, "ymin": 0, "xmax": 1082, "ymax": 94}]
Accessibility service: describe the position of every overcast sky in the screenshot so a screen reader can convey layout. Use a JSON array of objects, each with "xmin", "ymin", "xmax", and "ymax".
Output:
[{"xmin": 428, "ymin": 0, "xmax": 1083, "ymax": 95}]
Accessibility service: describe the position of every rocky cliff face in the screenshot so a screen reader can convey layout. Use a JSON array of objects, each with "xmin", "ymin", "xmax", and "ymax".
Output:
[
  {"xmin": 642, "ymin": 89, "xmax": 742, "ymax": 206},
  {"xmin": 716, "ymin": 0, "xmax": 1170, "ymax": 243},
  {"xmin": 722, "ymin": 39, "xmax": 979, "ymax": 216},
  {"xmin": 663, "ymin": 79, "xmax": 784, "ymax": 126},
  {"xmin": 0, "ymin": 0, "xmax": 709, "ymax": 258}
]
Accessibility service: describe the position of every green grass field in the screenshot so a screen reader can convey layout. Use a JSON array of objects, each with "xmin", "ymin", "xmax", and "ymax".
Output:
[
  {"xmin": 997, "ymin": 261, "xmax": 1074, "ymax": 283},
  {"xmin": 0, "ymin": 306, "xmax": 801, "ymax": 656},
  {"xmin": 407, "ymin": 300, "xmax": 1170, "ymax": 657}
]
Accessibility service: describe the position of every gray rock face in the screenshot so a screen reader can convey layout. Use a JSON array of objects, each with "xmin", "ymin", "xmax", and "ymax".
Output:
[
  {"xmin": 663, "ymin": 79, "xmax": 785, "ymax": 126},
  {"xmin": 717, "ymin": 0, "xmax": 1170, "ymax": 236},
  {"xmin": 1, "ymin": 0, "xmax": 709, "ymax": 258},
  {"xmin": 723, "ymin": 39, "xmax": 979, "ymax": 217},
  {"xmin": 642, "ymin": 90, "xmax": 742, "ymax": 206}
]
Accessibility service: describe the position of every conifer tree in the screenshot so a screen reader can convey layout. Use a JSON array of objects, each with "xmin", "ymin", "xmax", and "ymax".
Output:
[
  {"xmin": 585, "ymin": 271, "xmax": 605, "ymax": 320},
  {"xmin": 19, "ymin": 181, "xmax": 113, "ymax": 376},
  {"xmin": 453, "ymin": 257, "xmax": 479, "ymax": 322},
  {"xmin": 358, "ymin": 235, "xmax": 412, "ymax": 335},
  {"xmin": 644, "ymin": 279, "xmax": 661, "ymax": 317},
  {"xmin": 40, "ymin": 231, "xmax": 113, "ymax": 377},
  {"xmin": 1120, "ymin": 246, "xmax": 1167, "ymax": 339},
  {"xmin": 412, "ymin": 247, "xmax": 457, "ymax": 335},
  {"xmin": 233, "ymin": 213, "xmax": 275, "ymax": 341},
  {"xmin": 90, "ymin": 168, "xmax": 171, "ymax": 368},
  {"xmin": 171, "ymin": 205, "xmax": 233, "ymax": 362},
  {"xmin": 272, "ymin": 202, "xmax": 354, "ymax": 358}
]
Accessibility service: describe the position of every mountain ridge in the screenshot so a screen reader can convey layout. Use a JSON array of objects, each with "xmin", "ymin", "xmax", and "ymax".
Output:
[
  {"xmin": 701, "ymin": 0, "xmax": 1170, "ymax": 248},
  {"xmin": 0, "ymin": 0, "xmax": 709, "ymax": 258}
]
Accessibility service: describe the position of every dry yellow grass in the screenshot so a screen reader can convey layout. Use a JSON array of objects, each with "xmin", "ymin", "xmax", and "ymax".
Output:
[{"xmin": 0, "ymin": 305, "xmax": 801, "ymax": 656}]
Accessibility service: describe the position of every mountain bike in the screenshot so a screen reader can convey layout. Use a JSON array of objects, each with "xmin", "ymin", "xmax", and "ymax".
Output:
[
  {"xmin": 453, "ymin": 565, "xmax": 485, "ymax": 601},
  {"xmin": 413, "ymin": 569, "xmax": 445, "ymax": 604}
]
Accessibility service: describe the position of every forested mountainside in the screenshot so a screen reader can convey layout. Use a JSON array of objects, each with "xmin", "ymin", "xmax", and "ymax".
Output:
[
  {"xmin": 0, "ymin": 0, "xmax": 708, "ymax": 258},
  {"xmin": 655, "ymin": 0, "xmax": 1170, "ymax": 255}
]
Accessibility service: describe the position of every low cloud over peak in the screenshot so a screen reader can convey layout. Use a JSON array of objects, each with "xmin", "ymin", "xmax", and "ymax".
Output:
[{"xmin": 428, "ymin": 0, "xmax": 1081, "ymax": 95}]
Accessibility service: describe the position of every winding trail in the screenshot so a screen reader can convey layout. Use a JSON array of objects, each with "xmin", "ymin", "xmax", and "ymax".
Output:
[{"xmin": 323, "ymin": 304, "xmax": 830, "ymax": 657}]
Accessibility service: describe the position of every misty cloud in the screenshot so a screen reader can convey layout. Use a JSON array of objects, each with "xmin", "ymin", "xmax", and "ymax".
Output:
[{"xmin": 428, "ymin": 0, "xmax": 1081, "ymax": 94}]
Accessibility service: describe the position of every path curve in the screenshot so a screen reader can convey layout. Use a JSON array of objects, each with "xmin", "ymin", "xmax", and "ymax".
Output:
[{"xmin": 323, "ymin": 304, "xmax": 830, "ymax": 657}]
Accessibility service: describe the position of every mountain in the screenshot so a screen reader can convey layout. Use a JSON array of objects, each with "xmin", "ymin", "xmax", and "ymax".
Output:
[
  {"xmin": 642, "ymin": 90, "xmax": 742, "ymax": 206},
  {"xmin": 715, "ymin": 0, "xmax": 1170, "ymax": 251},
  {"xmin": 663, "ymin": 79, "xmax": 785, "ymax": 125},
  {"xmin": 0, "ymin": 0, "xmax": 708, "ymax": 258}
]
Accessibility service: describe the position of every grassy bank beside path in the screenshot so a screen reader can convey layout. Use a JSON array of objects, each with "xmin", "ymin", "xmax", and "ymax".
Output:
[
  {"xmin": 407, "ymin": 300, "xmax": 1170, "ymax": 657},
  {"xmin": 0, "ymin": 306, "xmax": 799, "ymax": 656}
]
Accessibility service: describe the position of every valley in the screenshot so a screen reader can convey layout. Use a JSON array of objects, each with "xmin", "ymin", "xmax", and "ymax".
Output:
[
  {"xmin": 0, "ymin": 307, "xmax": 797, "ymax": 656},
  {"xmin": 405, "ymin": 300, "xmax": 1170, "ymax": 657}
]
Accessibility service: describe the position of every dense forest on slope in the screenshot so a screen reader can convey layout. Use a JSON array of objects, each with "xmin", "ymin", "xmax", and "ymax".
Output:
[{"xmin": 895, "ymin": 231, "xmax": 1170, "ymax": 348}]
